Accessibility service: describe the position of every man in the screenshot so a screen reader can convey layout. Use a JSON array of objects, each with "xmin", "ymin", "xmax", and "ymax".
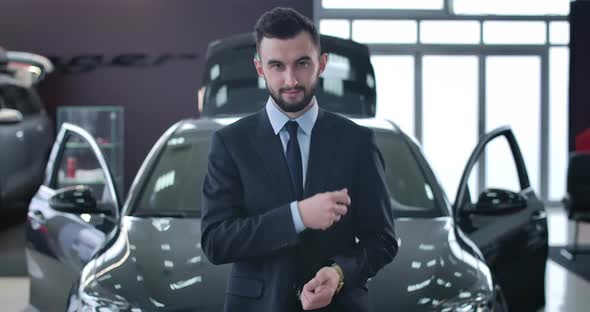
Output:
[{"xmin": 201, "ymin": 7, "xmax": 397, "ymax": 312}]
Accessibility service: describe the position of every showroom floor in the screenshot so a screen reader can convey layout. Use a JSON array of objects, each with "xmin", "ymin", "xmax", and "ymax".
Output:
[{"xmin": 1, "ymin": 208, "xmax": 589, "ymax": 311}]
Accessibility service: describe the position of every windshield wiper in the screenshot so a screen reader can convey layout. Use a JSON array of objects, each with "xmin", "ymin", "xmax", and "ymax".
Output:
[{"xmin": 132, "ymin": 211, "xmax": 198, "ymax": 218}]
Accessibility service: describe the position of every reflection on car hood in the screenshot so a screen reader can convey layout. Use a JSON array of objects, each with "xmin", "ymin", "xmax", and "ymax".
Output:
[
  {"xmin": 81, "ymin": 217, "xmax": 229, "ymax": 311},
  {"xmin": 81, "ymin": 217, "xmax": 492, "ymax": 311},
  {"xmin": 369, "ymin": 217, "xmax": 492, "ymax": 311}
]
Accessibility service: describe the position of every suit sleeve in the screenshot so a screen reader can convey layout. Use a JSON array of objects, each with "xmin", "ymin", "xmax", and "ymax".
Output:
[
  {"xmin": 200, "ymin": 131, "xmax": 301, "ymax": 265},
  {"xmin": 330, "ymin": 129, "xmax": 398, "ymax": 288}
]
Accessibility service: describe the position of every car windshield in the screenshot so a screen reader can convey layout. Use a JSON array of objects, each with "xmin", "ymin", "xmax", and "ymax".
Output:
[
  {"xmin": 200, "ymin": 35, "xmax": 376, "ymax": 118},
  {"xmin": 373, "ymin": 130, "xmax": 439, "ymax": 217},
  {"xmin": 132, "ymin": 129, "xmax": 441, "ymax": 218},
  {"xmin": 133, "ymin": 134, "xmax": 210, "ymax": 218}
]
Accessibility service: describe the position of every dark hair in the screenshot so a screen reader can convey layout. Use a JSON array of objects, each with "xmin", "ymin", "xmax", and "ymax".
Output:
[{"xmin": 254, "ymin": 7, "xmax": 320, "ymax": 55}]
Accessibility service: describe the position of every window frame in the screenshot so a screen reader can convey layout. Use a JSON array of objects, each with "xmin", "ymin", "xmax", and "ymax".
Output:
[{"xmin": 315, "ymin": 0, "xmax": 568, "ymax": 206}]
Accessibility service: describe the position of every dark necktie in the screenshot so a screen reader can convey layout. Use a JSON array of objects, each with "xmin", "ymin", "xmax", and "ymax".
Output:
[{"xmin": 285, "ymin": 121, "xmax": 303, "ymax": 200}]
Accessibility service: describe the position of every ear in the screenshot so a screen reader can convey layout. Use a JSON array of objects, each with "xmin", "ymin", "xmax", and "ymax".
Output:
[
  {"xmin": 253, "ymin": 58, "xmax": 264, "ymax": 77},
  {"xmin": 318, "ymin": 53, "xmax": 328, "ymax": 75}
]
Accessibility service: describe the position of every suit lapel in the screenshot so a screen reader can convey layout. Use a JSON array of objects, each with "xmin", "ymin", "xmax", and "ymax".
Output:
[
  {"xmin": 250, "ymin": 109, "xmax": 294, "ymax": 203},
  {"xmin": 304, "ymin": 109, "xmax": 339, "ymax": 197}
]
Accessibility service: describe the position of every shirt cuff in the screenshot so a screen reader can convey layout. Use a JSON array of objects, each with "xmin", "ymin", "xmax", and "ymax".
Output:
[{"xmin": 290, "ymin": 201, "xmax": 306, "ymax": 233}]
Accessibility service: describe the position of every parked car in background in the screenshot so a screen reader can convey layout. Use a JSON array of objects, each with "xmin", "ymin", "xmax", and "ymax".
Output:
[
  {"xmin": 197, "ymin": 33, "xmax": 377, "ymax": 118},
  {"xmin": 0, "ymin": 47, "xmax": 54, "ymax": 221},
  {"xmin": 25, "ymin": 34, "xmax": 548, "ymax": 312}
]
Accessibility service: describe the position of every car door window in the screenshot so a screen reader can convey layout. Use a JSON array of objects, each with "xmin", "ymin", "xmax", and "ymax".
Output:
[
  {"xmin": 456, "ymin": 130, "xmax": 529, "ymax": 211},
  {"xmin": 460, "ymin": 137, "xmax": 523, "ymax": 210},
  {"xmin": 484, "ymin": 136, "xmax": 522, "ymax": 194},
  {"xmin": 51, "ymin": 131, "xmax": 116, "ymax": 211}
]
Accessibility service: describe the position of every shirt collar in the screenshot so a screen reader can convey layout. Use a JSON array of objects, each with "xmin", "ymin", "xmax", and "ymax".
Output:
[{"xmin": 265, "ymin": 96, "xmax": 318, "ymax": 135}]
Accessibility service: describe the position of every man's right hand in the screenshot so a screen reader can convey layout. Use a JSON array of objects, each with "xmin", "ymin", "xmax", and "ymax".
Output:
[{"xmin": 298, "ymin": 188, "xmax": 350, "ymax": 230}]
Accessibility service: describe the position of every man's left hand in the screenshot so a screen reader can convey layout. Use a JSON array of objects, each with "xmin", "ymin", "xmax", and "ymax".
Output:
[{"xmin": 300, "ymin": 266, "xmax": 340, "ymax": 310}]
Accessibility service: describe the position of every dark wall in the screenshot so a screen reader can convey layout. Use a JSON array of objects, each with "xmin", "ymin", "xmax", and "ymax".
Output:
[
  {"xmin": 0, "ymin": 0, "xmax": 313, "ymax": 194},
  {"xmin": 570, "ymin": 0, "xmax": 590, "ymax": 152}
]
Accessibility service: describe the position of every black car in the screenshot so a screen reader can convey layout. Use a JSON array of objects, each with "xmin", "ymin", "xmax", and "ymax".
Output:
[
  {"xmin": 197, "ymin": 33, "xmax": 377, "ymax": 118},
  {"xmin": 0, "ymin": 47, "xmax": 54, "ymax": 219},
  {"xmin": 25, "ymin": 34, "xmax": 548, "ymax": 312}
]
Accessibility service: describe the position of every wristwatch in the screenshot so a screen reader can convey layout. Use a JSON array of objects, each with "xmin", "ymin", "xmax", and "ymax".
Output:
[{"xmin": 331, "ymin": 263, "xmax": 344, "ymax": 293}]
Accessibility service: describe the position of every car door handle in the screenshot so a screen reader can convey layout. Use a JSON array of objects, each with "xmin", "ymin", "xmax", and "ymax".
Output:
[{"xmin": 531, "ymin": 210, "xmax": 547, "ymax": 221}]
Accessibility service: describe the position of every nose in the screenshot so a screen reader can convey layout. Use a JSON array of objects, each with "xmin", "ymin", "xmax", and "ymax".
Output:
[{"xmin": 284, "ymin": 68, "xmax": 298, "ymax": 88}]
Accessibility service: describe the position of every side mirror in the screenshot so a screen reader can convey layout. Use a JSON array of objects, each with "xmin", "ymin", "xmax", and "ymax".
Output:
[
  {"xmin": 50, "ymin": 185, "xmax": 112, "ymax": 215},
  {"xmin": 471, "ymin": 188, "xmax": 527, "ymax": 215},
  {"xmin": 0, "ymin": 108, "xmax": 23, "ymax": 124}
]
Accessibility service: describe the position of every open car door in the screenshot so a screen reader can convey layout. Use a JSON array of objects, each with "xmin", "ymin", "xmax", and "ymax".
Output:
[
  {"xmin": 453, "ymin": 126, "xmax": 548, "ymax": 312},
  {"xmin": 26, "ymin": 123, "xmax": 120, "ymax": 311}
]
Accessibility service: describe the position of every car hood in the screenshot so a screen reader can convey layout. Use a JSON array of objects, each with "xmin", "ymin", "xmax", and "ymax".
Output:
[
  {"xmin": 80, "ymin": 217, "xmax": 492, "ymax": 311},
  {"xmin": 80, "ymin": 216, "xmax": 229, "ymax": 311},
  {"xmin": 369, "ymin": 217, "xmax": 493, "ymax": 311}
]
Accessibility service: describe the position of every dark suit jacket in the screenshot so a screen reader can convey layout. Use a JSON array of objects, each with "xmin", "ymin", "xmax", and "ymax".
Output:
[{"xmin": 201, "ymin": 108, "xmax": 398, "ymax": 312}]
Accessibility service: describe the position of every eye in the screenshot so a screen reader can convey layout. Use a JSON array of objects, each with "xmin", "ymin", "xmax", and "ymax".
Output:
[
  {"xmin": 298, "ymin": 60, "xmax": 311, "ymax": 67},
  {"xmin": 270, "ymin": 63, "xmax": 283, "ymax": 70}
]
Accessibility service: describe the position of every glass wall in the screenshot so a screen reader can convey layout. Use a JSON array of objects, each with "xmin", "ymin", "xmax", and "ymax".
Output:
[{"xmin": 317, "ymin": 0, "xmax": 569, "ymax": 204}]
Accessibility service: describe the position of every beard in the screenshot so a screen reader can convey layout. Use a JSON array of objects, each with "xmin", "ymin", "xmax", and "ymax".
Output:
[{"xmin": 268, "ymin": 79, "xmax": 318, "ymax": 113}]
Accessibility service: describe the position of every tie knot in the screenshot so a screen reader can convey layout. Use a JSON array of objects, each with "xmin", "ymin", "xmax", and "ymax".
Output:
[{"xmin": 285, "ymin": 121, "xmax": 299, "ymax": 137}]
